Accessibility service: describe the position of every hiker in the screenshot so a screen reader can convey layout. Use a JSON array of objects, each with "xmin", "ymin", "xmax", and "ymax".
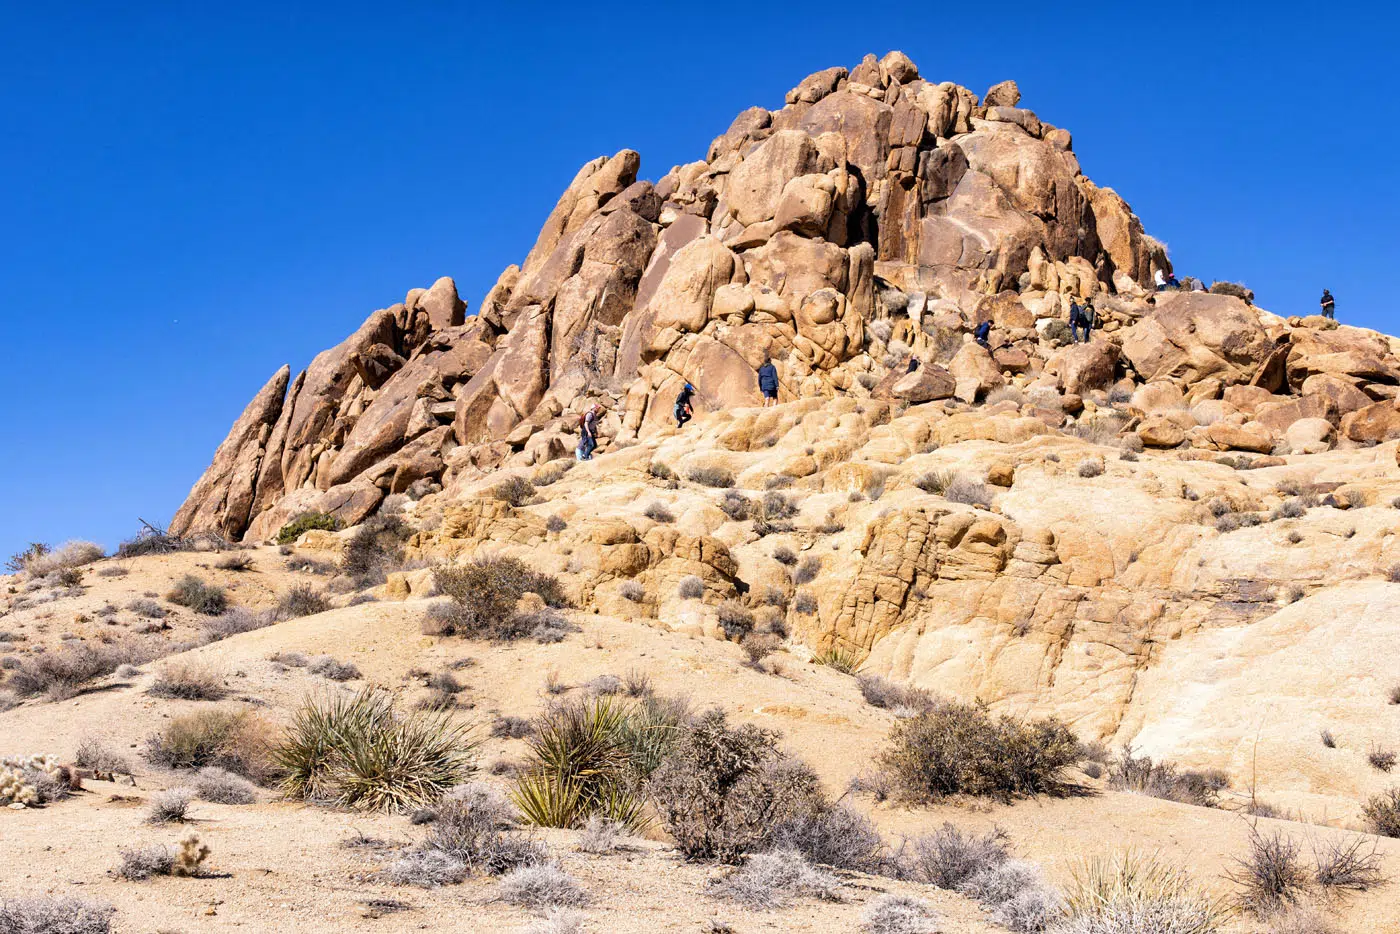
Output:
[
  {"xmin": 674, "ymin": 382, "xmax": 696, "ymax": 429},
  {"xmin": 757, "ymin": 357, "xmax": 779, "ymax": 407},
  {"xmin": 577, "ymin": 403, "xmax": 601, "ymax": 461},
  {"xmin": 974, "ymin": 319, "xmax": 991, "ymax": 348},
  {"xmin": 1154, "ymin": 269, "xmax": 1167, "ymax": 292},
  {"xmin": 1320, "ymin": 289, "xmax": 1336, "ymax": 319},
  {"xmin": 1069, "ymin": 300, "xmax": 1090, "ymax": 344},
  {"xmin": 1164, "ymin": 271, "xmax": 1180, "ymax": 290},
  {"xmin": 907, "ymin": 356, "xmax": 920, "ymax": 373}
]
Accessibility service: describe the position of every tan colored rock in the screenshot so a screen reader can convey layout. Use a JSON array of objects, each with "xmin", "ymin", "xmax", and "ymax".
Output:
[
  {"xmin": 982, "ymin": 80, "xmax": 1021, "ymax": 108},
  {"xmin": 949, "ymin": 343, "xmax": 1004, "ymax": 398},
  {"xmin": 890, "ymin": 364, "xmax": 955, "ymax": 403},
  {"xmin": 1046, "ymin": 342, "xmax": 1120, "ymax": 395},
  {"xmin": 1341, "ymin": 401, "xmax": 1400, "ymax": 443},
  {"xmin": 1206, "ymin": 421, "xmax": 1277, "ymax": 453},
  {"xmin": 1285, "ymin": 417, "xmax": 1334, "ymax": 453},
  {"xmin": 1137, "ymin": 413, "xmax": 1189, "ymax": 448},
  {"xmin": 1120, "ymin": 293, "xmax": 1274, "ymax": 386},
  {"xmin": 726, "ymin": 131, "xmax": 827, "ymax": 227}
]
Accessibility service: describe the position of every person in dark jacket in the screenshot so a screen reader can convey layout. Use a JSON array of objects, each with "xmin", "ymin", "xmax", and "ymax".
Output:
[
  {"xmin": 757, "ymin": 358, "xmax": 779, "ymax": 407},
  {"xmin": 974, "ymin": 320, "xmax": 991, "ymax": 348},
  {"xmin": 578, "ymin": 403, "xmax": 601, "ymax": 460},
  {"xmin": 1320, "ymin": 289, "xmax": 1336, "ymax": 319},
  {"xmin": 674, "ymin": 383, "xmax": 696, "ymax": 429},
  {"xmin": 1069, "ymin": 300, "xmax": 1091, "ymax": 344}
]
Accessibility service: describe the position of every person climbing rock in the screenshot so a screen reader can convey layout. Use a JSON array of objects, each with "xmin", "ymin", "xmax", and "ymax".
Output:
[
  {"xmin": 576, "ymin": 403, "xmax": 601, "ymax": 460},
  {"xmin": 1320, "ymin": 288, "xmax": 1336, "ymax": 319},
  {"xmin": 1069, "ymin": 300, "xmax": 1090, "ymax": 344},
  {"xmin": 757, "ymin": 358, "xmax": 779, "ymax": 407},
  {"xmin": 974, "ymin": 319, "xmax": 992, "ymax": 348},
  {"xmin": 674, "ymin": 383, "xmax": 696, "ymax": 429}
]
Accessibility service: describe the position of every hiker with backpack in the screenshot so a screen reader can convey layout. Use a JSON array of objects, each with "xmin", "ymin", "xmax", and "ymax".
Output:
[
  {"xmin": 576, "ymin": 403, "xmax": 601, "ymax": 461},
  {"xmin": 1320, "ymin": 289, "xmax": 1336, "ymax": 319},
  {"xmin": 674, "ymin": 383, "xmax": 696, "ymax": 429},
  {"xmin": 757, "ymin": 358, "xmax": 779, "ymax": 407},
  {"xmin": 1069, "ymin": 299, "xmax": 1090, "ymax": 344}
]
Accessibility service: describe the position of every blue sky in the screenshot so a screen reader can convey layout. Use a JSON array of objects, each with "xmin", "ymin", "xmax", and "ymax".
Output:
[{"xmin": 1, "ymin": 3, "xmax": 1396, "ymax": 559}]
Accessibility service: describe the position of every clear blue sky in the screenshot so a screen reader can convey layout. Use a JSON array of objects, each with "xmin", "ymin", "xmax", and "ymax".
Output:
[{"xmin": 2, "ymin": 3, "xmax": 1396, "ymax": 559}]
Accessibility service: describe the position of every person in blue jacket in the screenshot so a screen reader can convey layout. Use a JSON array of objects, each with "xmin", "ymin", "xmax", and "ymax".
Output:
[
  {"xmin": 974, "ymin": 319, "xmax": 992, "ymax": 348},
  {"xmin": 674, "ymin": 383, "xmax": 696, "ymax": 429},
  {"xmin": 757, "ymin": 357, "xmax": 779, "ymax": 407}
]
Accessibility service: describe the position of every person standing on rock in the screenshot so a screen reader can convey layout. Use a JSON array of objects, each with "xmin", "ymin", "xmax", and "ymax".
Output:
[
  {"xmin": 578, "ymin": 403, "xmax": 601, "ymax": 461},
  {"xmin": 1154, "ymin": 268, "xmax": 1167, "ymax": 292},
  {"xmin": 1069, "ymin": 300, "xmax": 1090, "ymax": 344},
  {"xmin": 1320, "ymin": 289, "xmax": 1336, "ymax": 319},
  {"xmin": 674, "ymin": 383, "xmax": 696, "ymax": 429},
  {"xmin": 757, "ymin": 358, "xmax": 779, "ymax": 407}
]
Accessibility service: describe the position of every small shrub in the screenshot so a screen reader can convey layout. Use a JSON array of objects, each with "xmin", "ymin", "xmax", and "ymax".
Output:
[
  {"xmin": 534, "ymin": 460, "xmax": 574, "ymax": 486},
  {"xmin": 1228, "ymin": 824, "xmax": 1310, "ymax": 914},
  {"xmin": 165, "ymin": 575, "xmax": 228, "ymax": 616},
  {"xmin": 523, "ymin": 909, "xmax": 586, "ymax": 934},
  {"xmin": 772, "ymin": 546, "xmax": 797, "ymax": 567},
  {"xmin": 146, "ymin": 787, "xmax": 193, "ymax": 823},
  {"xmin": 678, "ymin": 575, "xmax": 705, "ymax": 600},
  {"xmin": 857, "ymin": 674, "xmax": 936, "ymax": 714},
  {"xmin": 546, "ymin": 514, "xmax": 567, "ymax": 533},
  {"xmin": 276, "ymin": 511, "xmax": 339, "ymax": 544},
  {"xmin": 7, "ymin": 640, "xmax": 154, "ymax": 699},
  {"xmin": 430, "ymin": 556, "xmax": 569, "ymax": 640},
  {"xmin": 643, "ymin": 502, "xmax": 675, "ymax": 523},
  {"xmin": 193, "ymin": 766, "xmax": 257, "ymax": 804},
  {"xmin": 1077, "ymin": 460, "xmax": 1104, "ymax": 478},
  {"xmin": 623, "ymin": 668, "xmax": 652, "ymax": 697},
  {"xmin": 115, "ymin": 844, "xmax": 174, "ymax": 880},
  {"xmin": 1061, "ymin": 851, "xmax": 1225, "ymax": 934},
  {"xmin": 0, "ymin": 896, "xmax": 114, "ymax": 932},
  {"xmin": 492, "ymin": 716, "xmax": 534, "ymax": 740},
  {"xmin": 384, "ymin": 847, "xmax": 467, "ymax": 888},
  {"xmin": 1265, "ymin": 906, "xmax": 1340, "ymax": 934},
  {"xmin": 915, "ymin": 470, "xmax": 956, "ymax": 495},
  {"xmin": 203, "ymin": 607, "xmax": 275, "ymax": 639},
  {"xmin": 1363, "ymin": 787, "xmax": 1400, "ymax": 837},
  {"xmin": 1320, "ymin": 729, "xmax": 1336, "ymax": 749},
  {"xmin": 148, "ymin": 663, "xmax": 226, "ymax": 701},
  {"xmin": 878, "ymin": 701, "xmax": 1079, "ymax": 801},
  {"xmin": 1390, "ymin": 684, "xmax": 1400, "ymax": 705},
  {"xmin": 1210, "ymin": 280, "xmax": 1254, "ymax": 302},
  {"xmin": 275, "ymin": 688, "xmax": 477, "ymax": 812},
  {"xmin": 142, "ymin": 709, "xmax": 273, "ymax": 779},
  {"xmin": 688, "ymin": 465, "xmax": 735, "ymax": 489},
  {"xmin": 1368, "ymin": 746, "xmax": 1396, "ymax": 772},
  {"xmin": 760, "ymin": 491, "xmax": 798, "ymax": 521},
  {"xmin": 587, "ymin": 674, "xmax": 624, "ymax": 696},
  {"xmin": 716, "ymin": 601, "xmax": 754, "ymax": 641},
  {"xmin": 945, "ymin": 478, "xmax": 993, "ymax": 508},
  {"xmin": 74, "ymin": 737, "xmax": 132, "ymax": 775},
  {"xmin": 214, "ymin": 553, "xmax": 253, "ymax": 572},
  {"xmin": 1108, "ymin": 746, "xmax": 1228, "ymax": 807},
  {"xmin": 276, "ymin": 584, "xmax": 331, "ymax": 620},
  {"xmin": 1311, "ymin": 833, "xmax": 1386, "ymax": 893},
  {"xmin": 307, "ymin": 654, "xmax": 361, "ymax": 681},
  {"xmin": 901, "ymin": 822, "xmax": 1010, "ymax": 888},
  {"xmin": 577, "ymin": 815, "xmax": 623, "ymax": 854},
  {"xmin": 341, "ymin": 513, "xmax": 411, "ymax": 585},
  {"xmin": 618, "ymin": 580, "xmax": 645, "ymax": 603},
  {"xmin": 718, "ymin": 490, "xmax": 751, "ymax": 521},
  {"xmin": 20, "ymin": 540, "xmax": 105, "ymax": 578},
  {"xmin": 497, "ymin": 863, "xmax": 589, "ymax": 909},
  {"xmin": 709, "ymin": 848, "xmax": 839, "ymax": 909},
  {"xmin": 793, "ymin": 591, "xmax": 817, "ymax": 614},
  {"xmin": 793, "ymin": 555, "xmax": 821, "ymax": 585},
  {"xmin": 127, "ymin": 598, "xmax": 166, "ymax": 619},
  {"xmin": 492, "ymin": 476, "xmax": 536, "ymax": 507},
  {"xmin": 742, "ymin": 632, "xmax": 780, "ymax": 668},
  {"xmin": 861, "ymin": 893, "xmax": 938, "ymax": 934},
  {"xmin": 767, "ymin": 802, "xmax": 888, "ymax": 873},
  {"xmin": 1272, "ymin": 499, "xmax": 1308, "ymax": 521}
]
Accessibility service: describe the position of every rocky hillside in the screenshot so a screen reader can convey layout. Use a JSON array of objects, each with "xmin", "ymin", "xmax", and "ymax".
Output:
[{"xmin": 168, "ymin": 50, "xmax": 1400, "ymax": 821}]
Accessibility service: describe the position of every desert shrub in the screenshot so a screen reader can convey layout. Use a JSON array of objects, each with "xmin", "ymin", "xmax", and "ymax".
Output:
[
  {"xmin": 114, "ymin": 843, "xmax": 175, "ymax": 881},
  {"xmin": 305, "ymin": 654, "xmax": 361, "ymax": 681},
  {"xmin": 1228, "ymin": 824, "xmax": 1310, "ymax": 914},
  {"xmin": 74, "ymin": 737, "xmax": 132, "ymax": 775},
  {"xmin": 214, "ymin": 553, "xmax": 253, "ymax": 572},
  {"xmin": 7, "ymin": 639, "xmax": 154, "ymax": 699},
  {"xmin": 545, "ymin": 514, "xmax": 567, "ymax": 533},
  {"xmin": 497, "ymin": 863, "xmax": 589, "ymax": 909},
  {"xmin": 709, "ymin": 847, "xmax": 839, "ymax": 909},
  {"xmin": 1368, "ymin": 745, "xmax": 1396, "ymax": 772},
  {"xmin": 813, "ymin": 648, "xmax": 862, "ymax": 674},
  {"xmin": 275, "ymin": 688, "xmax": 476, "ymax": 811},
  {"xmin": 714, "ymin": 600, "xmax": 755, "ymax": 641},
  {"xmin": 147, "ymin": 662, "xmax": 226, "ymax": 701},
  {"xmin": 793, "ymin": 591, "xmax": 817, "ymax": 615},
  {"xmin": 962, "ymin": 860, "xmax": 1063, "ymax": 932},
  {"xmin": 577, "ymin": 814, "xmax": 623, "ymax": 854},
  {"xmin": 861, "ymin": 893, "xmax": 938, "ymax": 934},
  {"xmin": 523, "ymin": 909, "xmax": 585, "ymax": 934},
  {"xmin": 1271, "ymin": 499, "xmax": 1308, "ymax": 521},
  {"xmin": 945, "ymin": 478, "xmax": 993, "ymax": 508},
  {"xmin": 203, "ymin": 607, "xmax": 275, "ymax": 640},
  {"xmin": 900, "ymin": 822, "xmax": 1010, "ymax": 888},
  {"xmin": 146, "ymin": 787, "xmax": 193, "ymax": 823},
  {"xmin": 643, "ymin": 502, "xmax": 675, "ymax": 523},
  {"xmin": 20, "ymin": 540, "xmax": 105, "ymax": 578},
  {"xmin": 793, "ymin": 555, "xmax": 821, "ymax": 585},
  {"xmin": 384, "ymin": 847, "xmax": 467, "ymax": 888},
  {"xmin": 193, "ymin": 766, "xmax": 257, "ymax": 804},
  {"xmin": 1060, "ymin": 851, "xmax": 1225, "ymax": 934},
  {"xmin": 587, "ymin": 674, "xmax": 624, "ymax": 696},
  {"xmin": 1210, "ymin": 280, "xmax": 1254, "ymax": 302},
  {"xmin": 742, "ymin": 632, "xmax": 781, "ymax": 668},
  {"xmin": 511, "ymin": 697, "xmax": 647, "ymax": 831},
  {"xmin": 688, "ymin": 465, "xmax": 735, "ymax": 488},
  {"xmin": 276, "ymin": 511, "xmax": 339, "ymax": 544},
  {"xmin": 648, "ymin": 709, "xmax": 826, "ymax": 863},
  {"xmin": 1264, "ymin": 906, "xmax": 1339, "ymax": 934},
  {"xmin": 492, "ymin": 476, "xmax": 536, "ymax": 507},
  {"xmin": 772, "ymin": 545, "xmax": 797, "ymax": 566},
  {"xmin": 766, "ymin": 802, "xmax": 888, "ymax": 873},
  {"xmin": 1108, "ymin": 746, "xmax": 1228, "ymax": 807},
  {"xmin": 677, "ymin": 575, "xmax": 705, "ymax": 600},
  {"xmin": 617, "ymin": 580, "xmax": 645, "ymax": 604},
  {"xmin": 878, "ymin": 701, "xmax": 1079, "ymax": 801},
  {"xmin": 718, "ymin": 490, "xmax": 751, "ymax": 521},
  {"xmin": 0, "ymin": 895, "xmax": 114, "ymax": 932},
  {"xmin": 492, "ymin": 716, "xmax": 534, "ymax": 739},
  {"xmin": 165, "ymin": 575, "xmax": 228, "ymax": 615},
  {"xmin": 760, "ymin": 491, "xmax": 798, "ymax": 521},
  {"xmin": 857, "ymin": 674, "xmax": 936, "ymax": 715},
  {"xmin": 915, "ymin": 469, "xmax": 957, "ymax": 495},
  {"xmin": 647, "ymin": 461, "xmax": 676, "ymax": 481},
  {"xmin": 1364, "ymin": 787, "xmax": 1400, "ymax": 837},
  {"xmin": 765, "ymin": 473, "xmax": 795, "ymax": 490},
  {"xmin": 1077, "ymin": 460, "xmax": 1104, "ymax": 478},
  {"xmin": 342, "ymin": 513, "xmax": 411, "ymax": 585},
  {"xmin": 276, "ymin": 584, "xmax": 331, "ymax": 620},
  {"xmin": 127, "ymin": 598, "xmax": 166, "ymax": 619},
  {"xmin": 1311, "ymin": 833, "xmax": 1386, "ymax": 893},
  {"xmin": 1120, "ymin": 450, "xmax": 1139, "ymax": 462},
  {"xmin": 534, "ymin": 460, "xmax": 574, "ymax": 486},
  {"xmin": 429, "ymin": 556, "xmax": 569, "ymax": 640},
  {"xmin": 1070, "ymin": 415, "xmax": 1126, "ymax": 446},
  {"xmin": 142, "ymin": 709, "xmax": 273, "ymax": 781},
  {"xmin": 622, "ymin": 668, "xmax": 652, "ymax": 698},
  {"xmin": 1320, "ymin": 729, "xmax": 1336, "ymax": 749}
]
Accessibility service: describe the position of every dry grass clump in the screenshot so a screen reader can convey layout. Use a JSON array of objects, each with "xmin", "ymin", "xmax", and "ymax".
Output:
[
  {"xmin": 165, "ymin": 574, "xmax": 228, "ymax": 615},
  {"xmin": 1059, "ymin": 850, "xmax": 1225, "ymax": 934},
  {"xmin": 945, "ymin": 478, "xmax": 993, "ymax": 508},
  {"xmin": 214, "ymin": 553, "xmax": 254, "ymax": 571},
  {"xmin": 275, "ymin": 687, "xmax": 476, "ymax": 812},
  {"xmin": 19, "ymin": 540, "xmax": 105, "ymax": 578},
  {"xmin": 1367, "ymin": 745, "xmax": 1396, "ymax": 772},
  {"xmin": 74, "ymin": 737, "xmax": 132, "ymax": 776},
  {"xmin": 618, "ymin": 580, "xmax": 646, "ymax": 603},
  {"xmin": 7, "ymin": 639, "xmax": 155, "ymax": 700},
  {"xmin": 276, "ymin": 584, "xmax": 331, "ymax": 620},
  {"xmin": 915, "ymin": 469, "xmax": 957, "ymax": 495},
  {"xmin": 0, "ymin": 895, "xmax": 114, "ymax": 932},
  {"xmin": 708, "ymin": 847, "xmax": 839, "ymax": 909},
  {"xmin": 1077, "ymin": 460, "xmax": 1104, "ymax": 478},
  {"xmin": 276, "ymin": 511, "xmax": 339, "ymax": 544},
  {"xmin": 1363, "ymin": 787, "xmax": 1400, "ymax": 837},
  {"xmin": 492, "ymin": 476, "xmax": 537, "ymax": 507},
  {"xmin": 857, "ymin": 674, "xmax": 936, "ymax": 715},
  {"xmin": 793, "ymin": 591, "xmax": 818, "ymax": 614},
  {"xmin": 307, "ymin": 654, "xmax": 361, "ymax": 681},
  {"xmin": 793, "ymin": 555, "xmax": 821, "ymax": 585},
  {"xmin": 643, "ymin": 502, "xmax": 675, "ymax": 523},
  {"xmin": 147, "ymin": 662, "xmax": 227, "ymax": 701},
  {"xmin": 127, "ymin": 598, "xmax": 166, "ymax": 619},
  {"xmin": 1108, "ymin": 746, "xmax": 1229, "ymax": 807},
  {"xmin": 647, "ymin": 461, "xmax": 676, "ymax": 481},
  {"xmin": 861, "ymin": 893, "xmax": 939, "ymax": 934},
  {"xmin": 1265, "ymin": 906, "xmax": 1339, "ymax": 934},
  {"xmin": 718, "ymin": 490, "xmax": 751, "ymax": 521},
  {"xmin": 577, "ymin": 815, "xmax": 623, "ymax": 854},
  {"xmin": 534, "ymin": 460, "xmax": 574, "ymax": 486},
  {"xmin": 192, "ymin": 766, "xmax": 257, "ymax": 804},
  {"xmin": 427, "ymin": 556, "xmax": 570, "ymax": 640},
  {"xmin": 202, "ymin": 607, "xmax": 275, "ymax": 639},
  {"xmin": 497, "ymin": 863, "xmax": 589, "ymax": 909},
  {"xmin": 145, "ymin": 787, "xmax": 193, "ymax": 823},
  {"xmin": 142, "ymin": 709, "xmax": 276, "ymax": 781},
  {"xmin": 878, "ymin": 701, "xmax": 1079, "ymax": 801},
  {"xmin": 677, "ymin": 575, "xmax": 705, "ymax": 600},
  {"xmin": 688, "ymin": 465, "xmax": 735, "ymax": 488},
  {"xmin": 773, "ymin": 545, "xmax": 797, "ymax": 566}
]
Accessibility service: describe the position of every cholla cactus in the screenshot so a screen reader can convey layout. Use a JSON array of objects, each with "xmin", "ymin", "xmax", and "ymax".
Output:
[
  {"xmin": 0, "ymin": 754, "xmax": 73, "ymax": 807},
  {"xmin": 2, "ymin": 754, "xmax": 64, "ymax": 779},
  {"xmin": 173, "ymin": 835, "xmax": 211, "ymax": 877},
  {"xmin": 0, "ymin": 765, "xmax": 40, "ymax": 806}
]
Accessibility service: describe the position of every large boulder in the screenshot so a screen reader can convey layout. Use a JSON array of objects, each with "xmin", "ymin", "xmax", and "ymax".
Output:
[
  {"xmin": 1120, "ymin": 293, "xmax": 1274, "ymax": 386},
  {"xmin": 949, "ymin": 342, "xmax": 1005, "ymax": 398},
  {"xmin": 726, "ymin": 130, "xmax": 828, "ymax": 227},
  {"xmin": 890, "ymin": 364, "xmax": 956, "ymax": 402},
  {"xmin": 1046, "ymin": 342, "xmax": 1120, "ymax": 394},
  {"xmin": 1341, "ymin": 401, "xmax": 1400, "ymax": 443}
]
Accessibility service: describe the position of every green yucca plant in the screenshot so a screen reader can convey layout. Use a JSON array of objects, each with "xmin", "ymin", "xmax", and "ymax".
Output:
[
  {"xmin": 275, "ymin": 688, "xmax": 476, "ymax": 812},
  {"xmin": 813, "ymin": 647, "xmax": 864, "ymax": 675},
  {"xmin": 510, "ymin": 697, "xmax": 650, "ymax": 831},
  {"xmin": 1064, "ymin": 850, "xmax": 1229, "ymax": 934}
]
